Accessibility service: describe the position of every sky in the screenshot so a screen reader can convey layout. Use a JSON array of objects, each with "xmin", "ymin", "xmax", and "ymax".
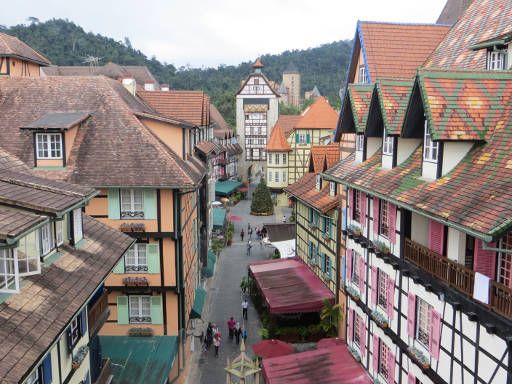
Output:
[{"xmin": 2, "ymin": 0, "xmax": 448, "ymax": 68}]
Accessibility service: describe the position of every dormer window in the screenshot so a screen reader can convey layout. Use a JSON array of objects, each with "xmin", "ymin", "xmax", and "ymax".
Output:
[
  {"xmin": 356, "ymin": 134, "xmax": 364, "ymax": 151},
  {"xmin": 316, "ymin": 174, "xmax": 322, "ymax": 191},
  {"xmin": 329, "ymin": 181, "xmax": 336, "ymax": 197},
  {"xmin": 36, "ymin": 133, "xmax": 62, "ymax": 159},
  {"xmin": 0, "ymin": 248, "xmax": 19, "ymax": 292},
  {"xmin": 358, "ymin": 65, "xmax": 368, "ymax": 84},
  {"xmin": 423, "ymin": 121, "xmax": 438, "ymax": 162},
  {"xmin": 382, "ymin": 130, "xmax": 394, "ymax": 155},
  {"xmin": 488, "ymin": 50, "xmax": 507, "ymax": 70}
]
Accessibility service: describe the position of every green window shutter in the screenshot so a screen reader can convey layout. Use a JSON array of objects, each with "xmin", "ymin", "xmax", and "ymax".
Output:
[
  {"xmin": 143, "ymin": 189, "xmax": 157, "ymax": 219},
  {"xmin": 147, "ymin": 244, "xmax": 160, "ymax": 273},
  {"xmin": 295, "ymin": 134, "xmax": 299, "ymax": 144},
  {"xmin": 150, "ymin": 296, "xmax": 163, "ymax": 324},
  {"xmin": 306, "ymin": 133, "xmax": 311, "ymax": 144},
  {"xmin": 113, "ymin": 257, "xmax": 125, "ymax": 274},
  {"xmin": 327, "ymin": 257, "xmax": 332, "ymax": 278},
  {"xmin": 108, "ymin": 189, "xmax": 120, "ymax": 219},
  {"xmin": 117, "ymin": 296, "xmax": 129, "ymax": 324}
]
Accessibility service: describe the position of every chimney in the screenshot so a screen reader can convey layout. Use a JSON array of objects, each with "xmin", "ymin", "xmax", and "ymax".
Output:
[
  {"xmin": 122, "ymin": 77, "xmax": 136, "ymax": 96},
  {"xmin": 160, "ymin": 84, "xmax": 170, "ymax": 91},
  {"xmin": 144, "ymin": 81, "xmax": 155, "ymax": 91}
]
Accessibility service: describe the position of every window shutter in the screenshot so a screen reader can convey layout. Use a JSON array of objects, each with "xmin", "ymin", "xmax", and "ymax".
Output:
[
  {"xmin": 387, "ymin": 350, "xmax": 395, "ymax": 384},
  {"xmin": 342, "ymin": 207, "xmax": 347, "ymax": 231},
  {"xmin": 373, "ymin": 197, "xmax": 379, "ymax": 235},
  {"xmin": 326, "ymin": 257, "xmax": 332, "ymax": 278},
  {"xmin": 347, "ymin": 309, "xmax": 353, "ymax": 342},
  {"xmin": 342, "ymin": 253, "xmax": 346, "ymax": 283},
  {"xmin": 346, "ymin": 249, "xmax": 352, "ymax": 281},
  {"xmin": 147, "ymin": 244, "xmax": 160, "ymax": 273},
  {"xmin": 429, "ymin": 309, "xmax": 442, "ymax": 359},
  {"xmin": 306, "ymin": 133, "xmax": 311, "ymax": 144},
  {"xmin": 66, "ymin": 326, "xmax": 73, "ymax": 352},
  {"xmin": 107, "ymin": 189, "xmax": 120, "ymax": 219},
  {"xmin": 295, "ymin": 134, "xmax": 299, "ymax": 144},
  {"xmin": 143, "ymin": 189, "xmax": 157, "ymax": 220},
  {"xmin": 113, "ymin": 257, "xmax": 125, "ymax": 274},
  {"xmin": 348, "ymin": 189, "xmax": 354, "ymax": 220},
  {"xmin": 386, "ymin": 277, "xmax": 395, "ymax": 320},
  {"xmin": 428, "ymin": 219, "xmax": 445, "ymax": 255},
  {"xmin": 474, "ymin": 239, "xmax": 496, "ymax": 279},
  {"xmin": 117, "ymin": 296, "xmax": 129, "ymax": 325},
  {"xmin": 359, "ymin": 318, "xmax": 366, "ymax": 356},
  {"xmin": 371, "ymin": 266, "xmax": 378, "ymax": 306},
  {"xmin": 408, "ymin": 372, "xmax": 416, "ymax": 384},
  {"xmin": 358, "ymin": 256, "xmax": 365, "ymax": 293},
  {"xmin": 42, "ymin": 353, "xmax": 52, "ymax": 384},
  {"xmin": 308, "ymin": 241, "xmax": 313, "ymax": 259},
  {"xmin": 407, "ymin": 293, "xmax": 416, "ymax": 337},
  {"xmin": 151, "ymin": 296, "xmax": 163, "ymax": 324},
  {"xmin": 359, "ymin": 192, "xmax": 366, "ymax": 227},
  {"xmin": 372, "ymin": 335, "xmax": 379, "ymax": 373},
  {"xmin": 388, "ymin": 203, "xmax": 397, "ymax": 244},
  {"xmin": 80, "ymin": 309, "xmax": 87, "ymax": 336}
]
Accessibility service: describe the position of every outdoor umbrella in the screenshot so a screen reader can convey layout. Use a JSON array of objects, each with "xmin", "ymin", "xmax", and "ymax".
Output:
[
  {"xmin": 252, "ymin": 339, "xmax": 294, "ymax": 359},
  {"xmin": 316, "ymin": 337, "xmax": 345, "ymax": 349},
  {"xmin": 227, "ymin": 215, "xmax": 242, "ymax": 221}
]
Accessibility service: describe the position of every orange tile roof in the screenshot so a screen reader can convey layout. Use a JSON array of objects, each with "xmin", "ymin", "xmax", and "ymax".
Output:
[
  {"xmin": 356, "ymin": 22, "xmax": 450, "ymax": 81},
  {"xmin": 284, "ymin": 173, "xmax": 339, "ymax": 213},
  {"xmin": 278, "ymin": 115, "xmax": 302, "ymax": 137},
  {"xmin": 0, "ymin": 32, "xmax": 50, "ymax": 66},
  {"xmin": 295, "ymin": 97, "xmax": 338, "ymax": 129},
  {"xmin": 309, "ymin": 145, "xmax": 340, "ymax": 173},
  {"xmin": 138, "ymin": 90, "xmax": 210, "ymax": 126},
  {"xmin": 267, "ymin": 121, "xmax": 292, "ymax": 152}
]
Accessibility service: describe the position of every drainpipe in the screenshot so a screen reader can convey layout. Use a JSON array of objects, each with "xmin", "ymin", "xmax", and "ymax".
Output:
[{"xmin": 173, "ymin": 189, "xmax": 185, "ymax": 372}]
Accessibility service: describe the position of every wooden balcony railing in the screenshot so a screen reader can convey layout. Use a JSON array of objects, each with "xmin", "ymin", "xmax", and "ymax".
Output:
[
  {"xmin": 88, "ymin": 290, "xmax": 109, "ymax": 335},
  {"xmin": 93, "ymin": 358, "xmax": 112, "ymax": 384},
  {"xmin": 404, "ymin": 238, "xmax": 474, "ymax": 296},
  {"xmin": 490, "ymin": 281, "xmax": 512, "ymax": 319}
]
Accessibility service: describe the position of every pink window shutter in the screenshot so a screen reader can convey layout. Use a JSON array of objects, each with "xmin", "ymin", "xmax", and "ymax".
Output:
[
  {"xmin": 372, "ymin": 334, "xmax": 379, "ymax": 373},
  {"xmin": 429, "ymin": 309, "xmax": 442, "ymax": 359},
  {"xmin": 387, "ymin": 350, "xmax": 395, "ymax": 384},
  {"xmin": 408, "ymin": 372, "xmax": 416, "ymax": 384},
  {"xmin": 371, "ymin": 266, "xmax": 378, "ymax": 305},
  {"xmin": 349, "ymin": 189, "xmax": 354, "ymax": 220},
  {"xmin": 386, "ymin": 277, "xmax": 395, "ymax": 320},
  {"xmin": 359, "ymin": 257, "xmax": 365, "ymax": 293},
  {"xmin": 474, "ymin": 239, "xmax": 497, "ymax": 279},
  {"xmin": 359, "ymin": 319, "xmax": 366, "ymax": 356},
  {"xmin": 359, "ymin": 192, "xmax": 366, "ymax": 227},
  {"xmin": 373, "ymin": 197, "xmax": 379, "ymax": 235},
  {"xmin": 428, "ymin": 219, "xmax": 445, "ymax": 255},
  {"xmin": 347, "ymin": 309, "xmax": 353, "ymax": 342},
  {"xmin": 407, "ymin": 293, "xmax": 416, "ymax": 337},
  {"xmin": 346, "ymin": 249, "xmax": 353, "ymax": 282},
  {"xmin": 388, "ymin": 203, "xmax": 397, "ymax": 244}
]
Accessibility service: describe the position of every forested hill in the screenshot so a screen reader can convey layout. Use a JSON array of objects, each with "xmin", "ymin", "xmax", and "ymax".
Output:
[{"xmin": 3, "ymin": 19, "xmax": 352, "ymax": 125}]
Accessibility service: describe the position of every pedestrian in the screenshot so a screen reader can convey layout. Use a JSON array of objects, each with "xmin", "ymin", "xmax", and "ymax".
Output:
[
  {"xmin": 249, "ymin": 227, "xmax": 253, "ymax": 240},
  {"xmin": 213, "ymin": 330, "xmax": 221, "ymax": 357},
  {"xmin": 235, "ymin": 322, "xmax": 241, "ymax": 344},
  {"xmin": 240, "ymin": 229, "xmax": 244, "ymax": 241},
  {"xmin": 246, "ymin": 240, "xmax": 252, "ymax": 256},
  {"xmin": 248, "ymin": 222, "xmax": 251, "ymax": 231},
  {"xmin": 205, "ymin": 322, "xmax": 213, "ymax": 350},
  {"xmin": 282, "ymin": 215, "xmax": 286, "ymax": 223},
  {"xmin": 227, "ymin": 316, "xmax": 236, "ymax": 341},
  {"xmin": 242, "ymin": 298, "xmax": 249, "ymax": 320},
  {"xmin": 241, "ymin": 325, "xmax": 248, "ymax": 342}
]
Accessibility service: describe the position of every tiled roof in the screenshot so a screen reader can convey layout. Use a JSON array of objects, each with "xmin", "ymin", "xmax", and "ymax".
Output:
[
  {"xmin": 0, "ymin": 216, "xmax": 133, "ymax": 383},
  {"xmin": 284, "ymin": 173, "xmax": 339, "ymax": 214},
  {"xmin": 372, "ymin": 80, "xmax": 413, "ymax": 135},
  {"xmin": 0, "ymin": 209, "xmax": 46, "ymax": 241},
  {"xmin": 195, "ymin": 141, "xmax": 222, "ymax": 156},
  {"xmin": 347, "ymin": 84, "xmax": 373, "ymax": 133},
  {"xmin": 356, "ymin": 22, "xmax": 450, "ymax": 81},
  {"xmin": 210, "ymin": 104, "xmax": 232, "ymax": 137},
  {"xmin": 309, "ymin": 145, "xmax": 340, "ymax": 173},
  {"xmin": 276, "ymin": 115, "xmax": 302, "ymax": 138},
  {"xmin": 138, "ymin": 90, "xmax": 210, "ymax": 127},
  {"xmin": 416, "ymin": 69, "xmax": 512, "ymax": 141},
  {"xmin": 0, "ymin": 76, "xmax": 200, "ymax": 188},
  {"xmin": 21, "ymin": 111, "xmax": 91, "ymax": 131},
  {"xmin": 426, "ymin": 0, "xmax": 512, "ymax": 70},
  {"xmin": 0, "ymin": 32, "xmax": 50, "ymax": 66},
  {"xmin": 267, "ymin": 122, "xmax": 292, "ymax": 152},
  {"xmin": 295, "ymin": 97, "xmax": 338, "ymax": 129}
]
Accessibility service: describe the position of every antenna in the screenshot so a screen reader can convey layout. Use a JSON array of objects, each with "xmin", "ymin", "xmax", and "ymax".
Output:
[{"xmin": 81, "ymin": 55, "xmax": 103, "ymax": 69}]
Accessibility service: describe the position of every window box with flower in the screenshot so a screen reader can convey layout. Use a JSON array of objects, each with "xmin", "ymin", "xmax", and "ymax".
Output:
[
  {"xmin": 346, "ymin": 285, "xmax": 361, "ymax": 302},
  {"xmin": 373, "ymin": 240, "xmax": 390, "ymax": 258},
  {"xmin": 348, "ymin": 344, "xmax": 361, "ymax": 362},
  {"xmin": 370, "ymin": 309, "xmax": 389, "ymax": 329},
  {"xmin": 408, "ymin": 345, "xmax": 430, "ymax": 370},
  {"xmin": 348, "ymin": 224, "xmax": 362, "ymax": 240}
]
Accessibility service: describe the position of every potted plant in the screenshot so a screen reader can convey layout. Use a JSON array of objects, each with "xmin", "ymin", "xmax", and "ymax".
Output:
[
  {"xmin": 347, "ymin": 224, "xmax": 362, "ymax": 240},
  {"xmin": 348, "ymin": 345, "xmax": 361, "ymax": 362},
  {"xmin": 373, "ymin": 240, "xmax": 390, "ymax": 257},
  {"xmin": 345, "ymin": 285, "xmax": 360, "ymax": 301},
  {"xmin": 408, "ymin": 346, "xmax": 430, "ymax": 370},
  {"xmin": 371, "ymin": 309, "xmax": 389, "ymax": 329}
]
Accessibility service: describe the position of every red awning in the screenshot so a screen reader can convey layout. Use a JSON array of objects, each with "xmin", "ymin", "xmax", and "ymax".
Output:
[
  {"xmin": 263, "ymin": 344, "xmax": 372, "ymax": 384},
  {"xmin": 248, "ymin": 258, "xmax": 334, "ymax": 314}
]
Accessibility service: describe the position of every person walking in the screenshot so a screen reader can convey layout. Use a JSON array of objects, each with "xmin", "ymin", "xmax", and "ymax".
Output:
[
  {"xmin": 282, "ymin": 215, "xmax": 287, "ymax": 223},
  {"xmin": 240, "ymin": 229, "xmax": 244, "ymax": 241},
  {"xmin": 213, "ymin": 329, "xmax": 221, "ymax": 357},
  {"xmin": 205, "ymin": 322, "xmax": 213, "ymax": 350},
  {"xmin": 246, "ymin": 240, "xmax": 252, "ymax": 256},
  {"xmin": 235, "ymin": 322, "xmax": 241, "ymax": 345},
  {"xmin": 248, "ymin": 227, "xmax": 253, "ymax": 240},
  {"xmin": 241, "ymin": 324, "xmax": 248, "ymax": 342},
  {"xmin": 242, "ymin": 298, "xmax": 249, "ymax": 320},
  {"xmin": 227, "ymin": 317, "xmax": 236, "ymax": 341}
]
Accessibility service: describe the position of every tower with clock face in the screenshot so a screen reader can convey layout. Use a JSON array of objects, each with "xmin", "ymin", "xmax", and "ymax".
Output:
[{"xmin": 236, "ymin": 58, "xmax": 279, "ymax": 183}]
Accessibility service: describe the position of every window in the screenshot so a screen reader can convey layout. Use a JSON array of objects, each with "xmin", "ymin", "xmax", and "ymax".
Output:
[
  {"xmin": 268, "ymin": 171, "xmax": 273, "ymax": 182},
  {"xmin": 72, "ymin": 208, "xmax": 83, "ymax": 244},
  {"xmin": 488, "ymin": 50, "xmax": 507, "ymax": 70},
  {"xmin": 0, "ymin": 248, "xmax": 19, "ymax": 292},
  {"xmin": 17, "ymin": 231, "xmax": 41, "ymax": 276},
  {"xmin": 499, "ymin": 232, "xmax": 512, "ymax": 287},
  {"xmin": 120, "ymin": 189, "xmax": 144, "ymax": 219},
  {"xmin": 353, "ymin": 190, "xmax": 360, "ymax": 220},
  {"xmin": 283, "ymin": 171, "xmax": 287, "ymax": 182},
  {"xmin": 36, "ymin": 133, "xmax": 62, "ymax": 159},
  {"xmin": 423, "ymin": 121, "xmax": 439, "ymax": 162},
  {"xmin": 254, "ymin": 78, "xmax": 259, "ymax": 85},
  {"xmin": 416, "ymin": 297, "xmax": 433, "ymax": 348},
  {"xmin": 356, "ymin": 134, "xmax": 364, "ymax": 151},
  {"xmin": 282, "ymin": 153, "xmax": 287, "ymax": 164},
  {"xmin": 378, "ymin": 340, "xmax": 390, "ymax": 379},
  {"xmin": 316, "ymin": 174, "xmax": 321, "ymax": 190},
  {"xmin": 275, "ymin": 154, "xmax": 280, "ymax": 165},
  {"xmin": 358, "ymin": 65, "xmax": 368, "ymax": 84},
  {"xmin": 69, "ymin": 316, "xmax": 80, "ymax": 347},
  {"xmin": 329, "ymin": 182, "xmax": 336, "ymax": 196},
  {"xmin": 378, "ymin": 270, "xmax": 388, "ymax": 309},
  {"xmin": 275, "ymin": 172, "xmax": 280, "ymax": 182},
  {"xmin": 129, "ymin": 296, "xmax": 151, "ymax": 323},
  {"xmin": 353, "ymin": 313, "xmax": 361, "ymax": 345},
  {"xmin": 125, "ymin": 244, "xmax": 148, "ymax": 272},
  {"xmin": 26, "ymin": 369, "xmax": 40, "ymax": 384},
  {"xmin": 253, "ymin": 148, "xmax": 260, "ymax": 160},
  {"xmin": 298, "ymin": 134, "xmax": 307, "ymax": 144},
  {"xmin": 323, "ymin": 216, "xmax": 331, "ymax": 237},
  {"xmin": 39, "ymin": 223, "xmax": 54, "ymax": 256},
  {"xmin": 382, "ymin": 130, "xmax": 394, "ymax": 155},
  {"xmin": 352, "ymin": 252, "xmax": 360, "ymax": 285},
  {"xmin": 55, "ymin": 220, "xmax": 64, "ymax": 246},
  {"xmin": 268, "ymin": 153, "xmax": 272, "ymax": 164},
  {"xmin": 379, "ymin": 200, "xmax": 389, "ymax": 237}
]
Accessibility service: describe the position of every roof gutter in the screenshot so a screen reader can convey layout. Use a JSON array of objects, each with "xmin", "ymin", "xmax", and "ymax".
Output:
[{"xmin": 1, "ymin": 217, "xmax": 50, "ymax": 246}]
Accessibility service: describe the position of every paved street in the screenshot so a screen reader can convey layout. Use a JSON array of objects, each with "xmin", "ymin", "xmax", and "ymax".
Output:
[{"xmin": 187, "ymin": 186, "xmax": 291, "ymax": 384}]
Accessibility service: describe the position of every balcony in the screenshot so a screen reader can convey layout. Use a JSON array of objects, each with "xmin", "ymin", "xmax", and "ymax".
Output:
[
  {"xmin": 93, "ymin": 358, "xmax": 112, "ymax": 384},
  {"xmin": 88, "ymin": 290, "xmax": 109, "ymax": 335}
]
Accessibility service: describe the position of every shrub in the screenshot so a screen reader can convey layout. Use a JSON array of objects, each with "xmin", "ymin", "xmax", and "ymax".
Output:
[{"xmin": 251, "ymin": 179, "xmax": 274, "ymax": 214}]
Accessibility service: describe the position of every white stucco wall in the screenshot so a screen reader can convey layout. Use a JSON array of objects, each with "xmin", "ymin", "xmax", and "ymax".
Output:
[
  {"xmin": 397, "ymin": 138, "xmax": 421, "ymax": 165},
  {"xmin": 411, "ymin": 212, "xmax": 429, "ymax": 248},
  {"xmin": 366, "ymin": 137, "xmax": 380, "ymax": 159},
  {"xmin": 442, "ymin": 142, "xmax": 473, "ymax": 176}
]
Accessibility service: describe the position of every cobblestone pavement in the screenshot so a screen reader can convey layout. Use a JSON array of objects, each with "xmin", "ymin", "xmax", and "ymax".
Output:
[{"xmin": 186, "ymin": 186, "xmax": 292, "ymax": 384}]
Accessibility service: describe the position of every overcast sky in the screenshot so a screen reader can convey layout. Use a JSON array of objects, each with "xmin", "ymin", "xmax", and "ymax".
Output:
[{"xmin": 2, "ymin": 0, "xmax": 447, "ymax": 68}]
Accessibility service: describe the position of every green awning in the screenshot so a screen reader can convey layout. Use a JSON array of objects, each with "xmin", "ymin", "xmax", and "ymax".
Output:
[
  {"xmin": 212, "ymin": 207, "xmax": 226, "ymax": 228},
  {"xmin": 215, "ymin": 180, "xmax": 243, "ymax": 196},
  {"xmin": 99, "ymin": 336, "xmax": 178, "ymax": 384},
  {"xmin": 202, "ymin": 249, "xmax": 217, "ymax": 278},
  {"xmin": 190, "ymin": 287, "xmax": 207, "ymax": 319}
]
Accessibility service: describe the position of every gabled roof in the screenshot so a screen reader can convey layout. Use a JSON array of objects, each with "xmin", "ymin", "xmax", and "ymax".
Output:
[
  {"xmin": 436, "ymin": 0, "xmax": 473, "ymax": 25},
  {"xmin": 277, "ymin": 115, "xmax": 302, "ymax": 137},
  {"xmin": 295, "ymin": 97, "xmax": 338, "ymax": 130},
  {"xmin": 426, "ymin": 0, "xmax": 512, "ymax": 70},
  {"xmin": 235, "ymin": 72, "xmax": 280, "ymax": 97},
  {"xmin": 309, "ymin": 145, "xmax": 340, "ymax": 173},
  {"xmin": 267, "ymin": 122, "xmax": 292, "ymax": 152},
  {"xmin": 0, "ymin": 32, "xmax": 50, "ymax": 66},
  {"xmin": 367, "ymin": 80, "xmax": 413, "ymax": 136},
  {"xmin": 285, "ymin": 173, "xmax": 339, "ymax": 214},
  {"xmin": 138, "ymin": 90, "xmax": 210, "ymax": 127},
  {"xmin": 0, "ymin": 76, "xmax": 201, "ymax": 188},
  {"xmin": 342, "ymin": 84, "xmax": 374, "ymax": 134},
  {"xmin": 210, "ymin": 103, "xmax": 232, "ymax": 135}
]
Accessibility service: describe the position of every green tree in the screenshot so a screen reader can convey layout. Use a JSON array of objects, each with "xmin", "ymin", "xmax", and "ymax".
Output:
[
  {"xmin": 250, "ymin": 179, "xmax": 273, "ymax": 214},
  {"xmin": 319, "ymin": 299, "xmax": 342, "ymax": 336}
]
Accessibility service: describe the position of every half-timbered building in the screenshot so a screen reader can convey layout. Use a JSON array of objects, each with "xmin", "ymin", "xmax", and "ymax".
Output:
[{"xmin": 0, "ymin": 32, "xmax": 50, "ymax": 77}]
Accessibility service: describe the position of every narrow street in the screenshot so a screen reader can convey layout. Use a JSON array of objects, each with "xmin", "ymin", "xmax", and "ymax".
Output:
[{"xmin": 188, "ymin": 187, "xmax": 291, "ymax": 384}]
